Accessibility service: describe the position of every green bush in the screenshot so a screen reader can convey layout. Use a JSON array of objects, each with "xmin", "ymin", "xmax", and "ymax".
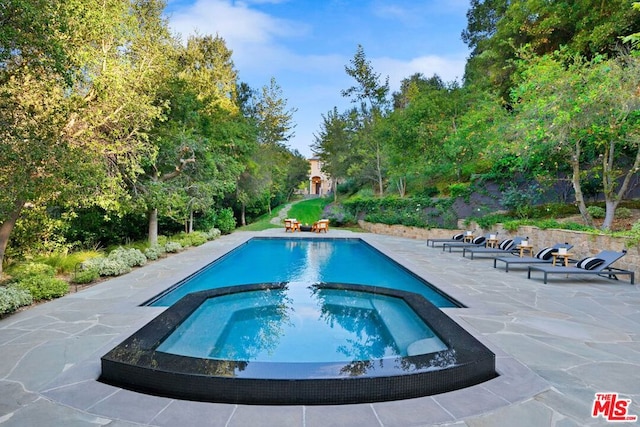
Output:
[
  {"xmin": 16, "ymin": 275, "xmax": 69, "ymax": 301},
  {"xmin": 165, "ymin": 241, "xmax": 182, "ymax": 253},
  {"xmin": 616, "ymin": 207, "xmax": 632, "ymax": 219},
  {"xmin": 144, "ymin": 245, "xmax": 164, "ymax": 261},
  {"xmin": 206, "ymin": 228, "xmax": 221, "ymax": 240},
  {"xmin": 587, "ymin": 205, "xmax": 606, "ymax": 218},
  {"xmin": 71, "ymin": 268, "xmax": 99, "ymax": 284},
  {"xmin": 449, "ymin": 182, "xmax": 471, "ymax": 200},
  {"xmin": 323, "ymin": 204, "xmax": 357, "ymax": 227},
  {"xmin": 9, "ymin": 263, "xmax": 56, "ymax": 280},
  {"xmin": 215, "ymin": 208, "xmax": 236, "ymax": 234},
  {"xmin": 175, "ymin": 231, "xmax": 208, "ymax": 247},
  {"xmin": 108, "ymin": 247, "xmax": 147, "ymax": 268},
  {"xmin": 501, "ymin": 184, "xmax": 541, "ymax": 218},
  {"xmin": 0, "ymin": 285, "xmax": 33, "ymax": 316},
  {"xmin": 628, "ymin": 220, "xmax": 640, "ymax": 247},
  {"xmin": 83, "ymin": 257, "xmax": 131, "ymax": 276}
]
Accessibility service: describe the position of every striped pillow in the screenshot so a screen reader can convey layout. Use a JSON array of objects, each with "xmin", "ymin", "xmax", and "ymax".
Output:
[
  {"xmin": 499, "ymin": 239, "xmax": 514, "ymax": 250},
  {"xmin": 535, "ymin": 247, "xmax": 555, "ymax": 260},
  {"xmin": 576, "ymin": 257, "xmax": 604, "ymax": 270},
  {"xmin": 452, "ymin": 233, "xmax": 464, "ymax": 240},
  {"xmin": 472, "ymin": 236, "xmax": 486, "ymax": 245}
]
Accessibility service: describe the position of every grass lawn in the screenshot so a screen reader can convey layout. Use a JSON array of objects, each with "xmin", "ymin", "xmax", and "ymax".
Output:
[{"xmin": 286, "ymin": 197, "xmax": 332, "ymax": 226}]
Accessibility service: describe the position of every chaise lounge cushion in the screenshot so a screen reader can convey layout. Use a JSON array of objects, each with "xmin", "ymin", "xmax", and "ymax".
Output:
[
  {"xmin": 498, "ymin": 239, "xmax": 514, "ymax": 250},
  {"xmin": 576, "ymin": 257, "xmax": 605, "ymax": 270},
  {"xmin": 535, "ymin": 247, "xmax": 555, "ymax": 260},
  {"xmin": 452, "ymin": 233, "xmax": 464, "ymax": 240},
  {"xmin": 472, "ymin": 236, "xmax": 486, "ymax": 245}
]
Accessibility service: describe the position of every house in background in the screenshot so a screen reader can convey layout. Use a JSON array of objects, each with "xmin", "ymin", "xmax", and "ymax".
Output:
[{"xmin": 308, "ymin": 157, "xmax": 333, "ymax": 196}]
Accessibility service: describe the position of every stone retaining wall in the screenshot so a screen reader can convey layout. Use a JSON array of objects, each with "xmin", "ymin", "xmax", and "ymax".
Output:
[{"xmin": 358, "ymin": 220, "xmax": 638, "ymax": 276}]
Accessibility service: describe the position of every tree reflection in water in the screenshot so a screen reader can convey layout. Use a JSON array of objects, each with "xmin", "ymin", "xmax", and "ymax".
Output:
[
  {"xmin": 210, "ymin": 287, "xmax": 293, "ymax": 362},
  {"xmin": 311, "ymin": 286, "xmax": 399, "ymax": 375}
]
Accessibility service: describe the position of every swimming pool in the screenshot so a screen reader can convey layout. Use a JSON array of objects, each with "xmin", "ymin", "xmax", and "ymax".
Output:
[
  {"xmin": 100, "ymin": 237, "xmax": 496, "ymax": 404},
  {"xmin": 147, "ymin": 237, "xmax": 459, "ymax": 307}
]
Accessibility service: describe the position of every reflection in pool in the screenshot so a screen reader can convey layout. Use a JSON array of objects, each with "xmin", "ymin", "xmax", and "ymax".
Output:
[{"xmin": 156, "ymin": 287, "xmax": 447, "ymax": 364}]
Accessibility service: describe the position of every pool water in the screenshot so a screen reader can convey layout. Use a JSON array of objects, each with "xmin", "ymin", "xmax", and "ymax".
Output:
[
  {"xmin": 156, "ymin": 288, "xmax": 447, "ymax": 363},
  {"xmin": 149, "ymin": 238, "xmax": 458, "ymax": 308},
  {"xmin": 101, "ymin": 237, "xmax": 497, "ymax": 404}
]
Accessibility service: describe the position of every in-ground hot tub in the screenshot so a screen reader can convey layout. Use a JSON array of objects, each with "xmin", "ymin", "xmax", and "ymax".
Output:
[{"xmin": 100, "ymin": 282, "xmax": 496, "ymax": 405}]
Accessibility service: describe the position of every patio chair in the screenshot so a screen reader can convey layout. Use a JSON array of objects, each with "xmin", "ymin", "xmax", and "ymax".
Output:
[
  {"xmin": 527, "ymin": 250, "xmax": 635, "ymax": 284},
  {"xmin": 311, "ymin": 219, "xmax": 329, "ymax": 233},
  {"xmin": 494, "ymin": 243, "xmax": 573, "ymax": 272},
  {"xmin": 442, "ymin": 233, "xmax": 491, "ymax": 252},
  {"xmin": 462, "ymin": 236, "xmax": 527, "ymax": 260},
  {"xmin": 426, "ymin": 232, "xmax": 467, "ymax": 247},
  {"xmin": 284, "ymin": 218, "xmax": 300, "ymax": 232}
]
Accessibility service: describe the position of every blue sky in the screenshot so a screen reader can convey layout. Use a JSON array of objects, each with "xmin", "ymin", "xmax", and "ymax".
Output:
[{"xmin": 165, "ymin": 0, "xmax": 471, "ymax": 157}]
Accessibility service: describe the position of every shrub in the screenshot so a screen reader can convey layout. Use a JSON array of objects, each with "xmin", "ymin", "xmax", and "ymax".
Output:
[
  {"xmin": 71, "ymin": 268, "xmax": 99, "ymax": 285},
  {"xmin": 323, "ymin": 204, "xmax": 357, "ymax": 227},
  {"xmin": 165, "ymin": 241, "xmax": 182, "ymax": 253},
  {"xmin": 587, "ymin": 205, "xmax": 606, "ymax": 218},
  {"xmin": 616, "ymin": 207, "xmax": 632, "ymax": 219},
  {"xmin": 628, "ymin": 220, "xmax": 640, "ymax": 247},
  {"xmin": 108, "ymin": 247, "xmax": 147, "ymax": 268},
  {"xmin": 215, "ymin": 208, "xmax": 236, "ymax": 234},
  {"xmin": 449, "ymin": 182, "xmax": 471, "ymax": 200},
  {"xmin": 0, "ymin": 285, "xmax": 33, "ymax": 316},
  {"xmin": 206, "ymin": 228, "xmax": 221, "ymax": 240},
  {"xmin": 175, "ymin": 231, "xmax": 208, "ymax": 247},
  {"xmin": 501, "ymin": 184, "xmax": 541, "ymax": 218},
  {"xmin": 9, "ymin": 263, "xmax": 56, "ymax": 280},
  {"xmin": 16, "ymin": 275, "xmax": 69, "ymax": 301},
  {"xmin": 84, "ymin": 257, "xmax": 131, "ymax": 276},
  {"xmin": 144, "ymin": 245, "xmax": 164, "ymax": 261},
  {"xmin": 355, "ymin": 187, "xmax": 375, "ymax": 198}
]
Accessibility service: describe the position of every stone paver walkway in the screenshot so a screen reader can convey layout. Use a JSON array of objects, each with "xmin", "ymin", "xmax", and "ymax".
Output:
[{"xmin": 0, "ymin": 229, "xmax": 638, "ymax": 426}]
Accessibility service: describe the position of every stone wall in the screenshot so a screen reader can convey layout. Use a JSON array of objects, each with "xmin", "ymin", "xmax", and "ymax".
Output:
[{"xmin": 358, "ymin": 220, "xmax": 638, "ymax": 276}]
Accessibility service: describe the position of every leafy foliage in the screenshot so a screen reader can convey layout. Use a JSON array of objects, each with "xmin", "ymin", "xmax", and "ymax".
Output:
[
  {"xmin": 215, "ymin": 208, "xmax": 236, "ymax": 234},
  {"xmin": 0, "ymin": 285, "xmax": 33, "ymax": 316},
  {"xmin": 15, "ymin": 276, "xmax": 68, "ymax": 301}
]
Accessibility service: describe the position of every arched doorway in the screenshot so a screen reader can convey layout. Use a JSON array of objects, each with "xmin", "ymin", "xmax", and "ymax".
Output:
[{"xmin": 311, "ymin": 176, "xmax": 322, "ymax": 195}]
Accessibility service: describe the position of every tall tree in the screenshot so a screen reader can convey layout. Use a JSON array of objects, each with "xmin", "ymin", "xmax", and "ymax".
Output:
[
  {"xmin": 137, "ymin": 34, "xmax": 247, "ymax": 244},
  {"xmin": 312, "ymin": 107, "xmax": 355, "ymax": 201},
  {"xmin": 237, "ymin": 77, "xmax": 297, "ymax": 219},
  {"xmin": 341, "ymin": 45, "xmax": 390, "ymax": 195},
  {"xmin": 0, "ymin": 0, "xmax": 91, "ymax": 274}
]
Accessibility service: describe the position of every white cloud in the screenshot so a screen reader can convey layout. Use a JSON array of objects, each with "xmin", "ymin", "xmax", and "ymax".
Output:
[
  {"xmin": 373, "ymin": 55, "xmax": 468, "ymax": 90},
  {"xmin": 168, "ymin": 0, "xmax": 306, "ymax": 45}
]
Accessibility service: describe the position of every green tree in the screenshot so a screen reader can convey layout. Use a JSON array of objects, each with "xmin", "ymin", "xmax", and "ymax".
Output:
[
  {"xmin": 511, "ymin": 51, "xmax": 640, "ymax": 229},
  {"xmin": 236, "ymin": 77, "xmax": 298, "ymax": 222},
  {"xmin": 463, "ymin": 0, "xmax": 640, "ymax": 97},
  {"xmin": 0, "ymin": 0, "xmax": 94, "ymax": 274},
  {"xmin": 312, "ymin": 107, "xmax": 355, "ymax": 201},
  {"xmin": 341, "ymin": 45, "xmax": 390, "ymax": 195},
  {"xmin": 137, "ymin": 34, "xmax": 248, "ymax": 244}
]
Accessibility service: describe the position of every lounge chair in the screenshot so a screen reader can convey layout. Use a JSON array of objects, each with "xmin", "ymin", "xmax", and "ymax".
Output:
[
  {"xmin": 284, "ymin": 218, "xmax": 300, "ymax": 232},
  {"xmin": 311, "ymin": 219, "xmax": 329, "ymax": 233},
  {"xmin": 426, "ymin": 232, "xmax": 467, "ymax": 247},
  {"xmin": 494, "ymin": 243, "xmax": 573, "ymax": 272},
  {"xmin": 462, "ymin": 236, "xmax": 527, "ymax": 259},
  {"xmin": 527, "ymin": 250, "xmax": 635, "ymax": 284},
  {"xmin": 442, "ymin": 233, "xmax": 491, "ymax": 252}
]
